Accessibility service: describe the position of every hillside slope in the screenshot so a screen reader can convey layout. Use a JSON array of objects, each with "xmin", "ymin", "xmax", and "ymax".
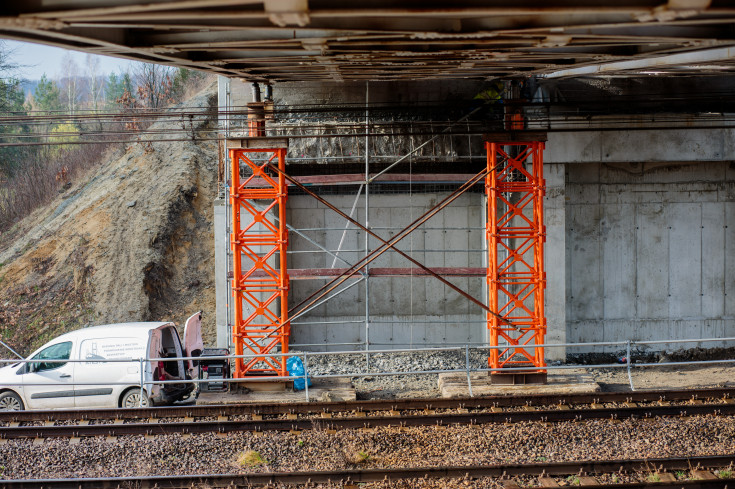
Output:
[{"xmin": 0, "ymin": 84, "xmax": 219, "ymax": 355}]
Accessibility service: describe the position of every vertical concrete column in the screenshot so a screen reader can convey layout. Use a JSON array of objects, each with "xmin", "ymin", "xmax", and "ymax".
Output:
[
  {"xmin": 214, "ymin": 198, "xmax": 230, "ymax": 349},
  {"xmin": 544, "ymin": 163, "xmax": 566, "ymax": 361}
]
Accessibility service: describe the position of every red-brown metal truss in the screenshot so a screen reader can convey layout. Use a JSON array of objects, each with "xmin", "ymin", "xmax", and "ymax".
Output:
[
  {"xmin": 229, "ymin": 144, "xmax": 289, "ymax": 378},
  {"xmin": 485, "ymin": 139, "xmax": 546, "ymax": 374}
]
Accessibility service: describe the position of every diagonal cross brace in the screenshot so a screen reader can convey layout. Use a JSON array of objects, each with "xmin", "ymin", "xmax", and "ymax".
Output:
[{"xmin": 266, "ymin": 163, "xmax": 517, "ymax": 329}]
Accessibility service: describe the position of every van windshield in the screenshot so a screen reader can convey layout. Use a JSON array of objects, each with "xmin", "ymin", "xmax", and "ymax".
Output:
[{"xmin": 30, "ymin": 341, "xmax": 72, "ymax": 372}]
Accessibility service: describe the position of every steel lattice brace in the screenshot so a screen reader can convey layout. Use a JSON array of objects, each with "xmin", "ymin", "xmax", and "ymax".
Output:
[
  {"xmin": 229, "ymin": 146, "xmax": 289, "ymax": 378},
  {"xmin": 485, "ymin": 140, "xmax": 546, "ymax": 371}
]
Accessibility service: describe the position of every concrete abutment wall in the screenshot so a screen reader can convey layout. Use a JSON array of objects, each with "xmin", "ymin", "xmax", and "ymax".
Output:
[{"xmin": 215, "ymin": 76, "xmax": 735, "ymax": 358}]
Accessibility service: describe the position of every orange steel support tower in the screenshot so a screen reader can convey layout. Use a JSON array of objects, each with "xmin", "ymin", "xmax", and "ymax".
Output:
[
  {"xmin": 229, "ymin": 142, "xmax": 289, "ymax": 378},
  {"xmin": 485, "ymin": 139, "xmax": 546, "ymax": 376}
]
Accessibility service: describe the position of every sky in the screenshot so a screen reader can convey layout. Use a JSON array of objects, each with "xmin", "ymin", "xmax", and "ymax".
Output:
[{"xmin": 4, "ymin": 40, "xmax": 133, "ymax": 80}]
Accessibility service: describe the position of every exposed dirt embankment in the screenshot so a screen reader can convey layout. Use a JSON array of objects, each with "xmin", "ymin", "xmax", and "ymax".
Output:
[{"xmin": 0, "ymin": 84, "xmax": 219, "ymax": 355}]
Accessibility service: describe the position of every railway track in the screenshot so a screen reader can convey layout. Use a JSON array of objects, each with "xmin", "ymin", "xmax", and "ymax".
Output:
[
  {"xmin": 0, "ymin": 455, "xmax": 733, "ymax": 488},
  {"xmin": 1, "ymin": 388, "xmax": 734, "ymax": 440}
]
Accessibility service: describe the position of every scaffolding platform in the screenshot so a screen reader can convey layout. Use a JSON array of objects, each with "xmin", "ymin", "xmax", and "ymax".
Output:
[
  {"xmin": 196, "ymin": 377, "xmax": 356, "ymax": 404},
  {"xmin": 438, "ymin": 370, "xmax": 600, "ymax": 398}
]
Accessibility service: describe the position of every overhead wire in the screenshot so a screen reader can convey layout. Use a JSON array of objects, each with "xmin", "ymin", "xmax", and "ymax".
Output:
[{"xmin": 2, "ymin": 93, "xmax": 735, "ymax": 147}]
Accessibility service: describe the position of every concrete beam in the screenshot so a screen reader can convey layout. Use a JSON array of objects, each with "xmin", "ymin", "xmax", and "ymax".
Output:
[{"xmin": 545, "ymin": 128, "xmax": 735, "ymax": 164}]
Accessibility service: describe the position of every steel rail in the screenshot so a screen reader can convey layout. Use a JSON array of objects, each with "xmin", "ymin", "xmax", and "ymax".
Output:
[
  {"xmin": 0, "ymin": 456, "xmax": 733, "ymax": 488},
  {"xmin": 3, "ymin": 402, "xmax": 735, "ymax": 439},
  {"xmin": 1, "ymin": 387, "xmax": 733, "ymax": 423}
]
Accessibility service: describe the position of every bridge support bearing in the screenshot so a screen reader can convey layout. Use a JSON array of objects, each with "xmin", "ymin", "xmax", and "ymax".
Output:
[
  {"xmin": 229, "ymin": 139, "xmax": 289, "ymax": 378},
  {"xmin": 485, "ymin": 138, "xmax": 547, "ymax": 384}
]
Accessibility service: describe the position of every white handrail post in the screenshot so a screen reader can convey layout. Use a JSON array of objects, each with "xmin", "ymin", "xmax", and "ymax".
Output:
[
  {"xmin": 139, "ymin": 357, "xmax": 145, "ymax": 407},
  {"xmin": 303, "ymin": 353, "xmax": 310, "ymax": 402},
  {"xmin": 626, "ymin": 340, "xmax": 635, "ymax": 391},
  {"xmin": 465, "ymin": 344, "xmax": 474, "ymax": 397}
]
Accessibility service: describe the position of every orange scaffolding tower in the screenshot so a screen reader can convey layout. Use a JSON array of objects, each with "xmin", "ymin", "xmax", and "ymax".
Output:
[
  {"xmin": 229, "ymin": 140, "xmax": 289, "ymax": 378},
  {"xmin": 485, "ymin": 138, "xmax": 546, "ymax": 381}
]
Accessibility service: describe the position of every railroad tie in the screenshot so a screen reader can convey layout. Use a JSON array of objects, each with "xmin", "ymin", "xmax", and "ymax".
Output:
[
  {"xmin": 501, "ymin": 480, "xmax": 522, "ymax": 489},
  {"xmin": 538, "ymin": 476, "xmax": 560, "ymax": 487},
  {"xmin": 692, "ymin": 470, "xmax": 718, "ymax": 480},
  {"xmin": 653, "ymin": 472, "xmax": 676, "ymax": 482},
  {"xmin": 578, "ymin": 476, "xmax": 599, "ymax": 485}
]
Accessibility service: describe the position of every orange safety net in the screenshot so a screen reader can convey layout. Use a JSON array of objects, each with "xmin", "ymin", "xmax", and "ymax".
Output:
[
  {"xmin": 485, "ymin": 140, "xmax": 546, "ymax": 371},
  {"xmin": 229, "ymin": 147, "xmax": 289, "ymax": 377}
]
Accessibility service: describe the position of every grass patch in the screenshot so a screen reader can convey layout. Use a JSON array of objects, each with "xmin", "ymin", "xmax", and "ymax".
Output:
[
  {"xmin": 237, "ymin": 450, "xmax": 267, "ymax": 468},
  {"xmin": 345, "ymin": 450, "xmax": 371, "ymax": 464}
]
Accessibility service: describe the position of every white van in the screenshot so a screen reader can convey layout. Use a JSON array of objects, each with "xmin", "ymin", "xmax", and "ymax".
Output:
[{"xmin": 0, "ymin": 312, "xmax": 203, "ymax": 411}]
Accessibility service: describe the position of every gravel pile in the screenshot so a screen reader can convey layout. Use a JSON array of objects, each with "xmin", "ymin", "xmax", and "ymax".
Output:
[
  {"xmin": 297, "ymin": 349, "xmax": 492, "ymax": 399},
  {"xmin": 301, "ymin": 348, "xmax": 488, "ymax": 376},
  {"xmin": 1, "ymin": 415, "xmax": 734, "ymax": 486}
]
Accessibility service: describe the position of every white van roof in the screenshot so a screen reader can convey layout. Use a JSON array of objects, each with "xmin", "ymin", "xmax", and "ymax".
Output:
[{"xmin": 50, "ymin": 322, "xmax": 174, "ymax": 343}]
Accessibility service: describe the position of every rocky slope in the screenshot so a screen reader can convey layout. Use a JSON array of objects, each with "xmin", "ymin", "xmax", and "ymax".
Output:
[{"xmin": 0, "ymin": 84, "xmax": 219, "ymax": 355}]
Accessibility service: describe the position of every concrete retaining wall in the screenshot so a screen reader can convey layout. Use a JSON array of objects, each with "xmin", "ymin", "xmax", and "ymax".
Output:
[
  {"xmin": 286, "ymin": 191, "xmax": 487, "ymax": 350},
  {"xmin": 565, "ymin": 161, "xmax": 735, "ymax": 352}
]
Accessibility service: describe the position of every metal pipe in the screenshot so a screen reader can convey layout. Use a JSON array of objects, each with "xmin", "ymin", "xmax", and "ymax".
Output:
[
  {"xmin": 250, "ymin": 202, "xmax": 363, "ymax": 274},
  {"xmin": 544, "ymin": 46, "xmax": 735, "ymax": 79},
  {"xmin": 365, "ymin": 81, "xmax": 370, "ymax": 361},
  {"xmin": 251, "ymin": 83, "xmax": 261, "ymax": 102},
  {"xmin": 331, "ymin": 184, "xmax": 363, "ymax": 268},
  {"xmin": 0, "ymin": 340, "xmax": 22, "ymax": 359}
]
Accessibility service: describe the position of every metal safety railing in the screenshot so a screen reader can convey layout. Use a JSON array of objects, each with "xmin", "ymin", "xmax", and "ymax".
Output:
[{"xmin": 1, "ymin": 335, "xmax": 734, "ymax": 407}]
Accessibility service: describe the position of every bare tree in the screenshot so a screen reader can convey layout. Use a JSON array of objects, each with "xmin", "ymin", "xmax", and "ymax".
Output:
[
  {"xmin": 86, "ymin": 54, "xmax": 103, "ymax": 113},
  {"xmin": 133, "ymin": 62, "xmax": 174, "ymax": 109},
  {"xmin": 59, "ymin": 53, "xmax": 82, "ymax": 115}
]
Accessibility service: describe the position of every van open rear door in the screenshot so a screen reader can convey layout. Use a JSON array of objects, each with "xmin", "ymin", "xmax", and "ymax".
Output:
[{"xmin": 183, "ymin": 311, "xmax": 203, "ymax": 371}]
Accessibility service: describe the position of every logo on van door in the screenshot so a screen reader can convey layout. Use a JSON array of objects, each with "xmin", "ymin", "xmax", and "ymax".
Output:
[{"xmin": 81, "ymin": 338, "xmax": 145, "ymax": 364}]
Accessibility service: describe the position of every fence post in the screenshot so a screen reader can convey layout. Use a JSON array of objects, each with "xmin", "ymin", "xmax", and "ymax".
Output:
[
  {"xmin": 303, "ymin": 353, "xmax": 310, "ymax": 402},
  {"xmin": 465, "ymin": 344, "xmax": 474, "ymax": 397},
  {"xmin": 139, "ymin": 357, "xmax": 145, "ymax": 407},
  {"xmin": 626, "ymin": 340, "xmax": 635, "ymax": 391}
]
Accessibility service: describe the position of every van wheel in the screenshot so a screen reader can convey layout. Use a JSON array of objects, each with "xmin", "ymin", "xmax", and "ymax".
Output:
[
  {"xmin": 0, "ymin": 392, "xmax": 24, "ymax": 411},
  {"xmin": 121, "ymin": 388, "xmax": 149, "ymax": 408}
]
